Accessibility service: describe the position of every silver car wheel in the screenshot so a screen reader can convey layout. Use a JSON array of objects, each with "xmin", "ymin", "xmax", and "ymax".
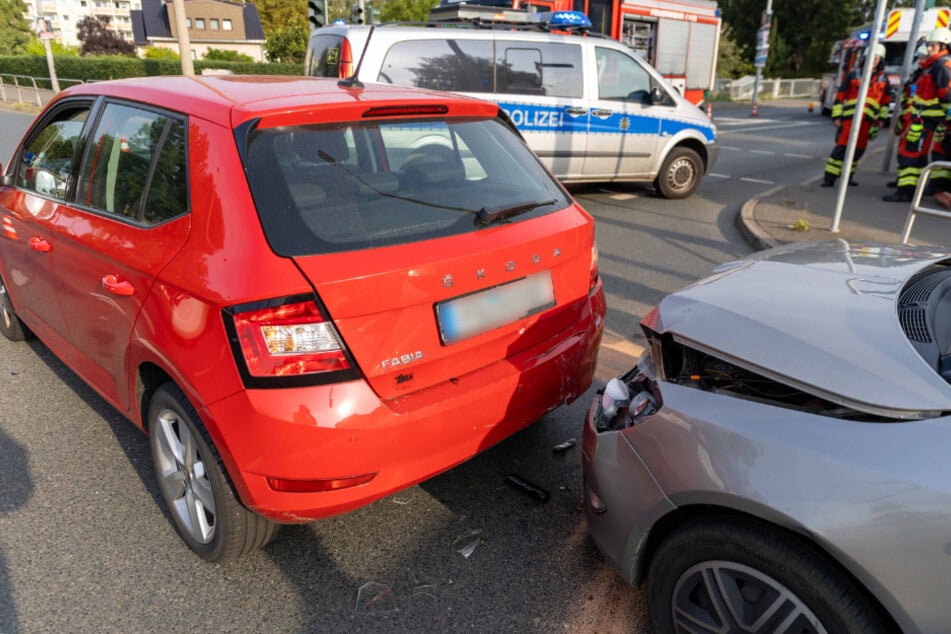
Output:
[
  {"xmin": 672, "ymin": 560, "xmax": 827, "ymax": 634},
  {"xmin": 154, "ymin": 408, "xmax": 217, "ymax": 544},
  {"xmin": 0, "ymin": 279, "xmax": 13, "ymax": 330}
]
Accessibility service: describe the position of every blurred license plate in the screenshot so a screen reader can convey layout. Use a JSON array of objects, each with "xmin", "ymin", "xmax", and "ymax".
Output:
[{"xmin": 437, "ymin": 271, "xmax": 555, "ymax": 344}]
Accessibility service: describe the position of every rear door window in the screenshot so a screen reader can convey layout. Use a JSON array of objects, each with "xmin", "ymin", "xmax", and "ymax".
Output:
[
  {"xmin": 307, "ymin": 33, "xmax": 344, "ymax": 77},
  {"xmin": 76, "ymin": 101, "xmax": 188, "ymax": 224},
  {"xmin": 243, "ymin": 116, "xmax": 568, "ymax": 256},
  {"xmin": 497, "ymin": 41, "xmax": 583, "ymax": 98},
  {"xmin": 378, "ymin": 39, "xmax": 494, "ymax": 93}
]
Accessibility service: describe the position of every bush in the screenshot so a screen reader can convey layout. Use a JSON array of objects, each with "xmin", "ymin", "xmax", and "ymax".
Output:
[{"xmin": 0, "ymin": 54, "xmax": 304, "ymax": 88}]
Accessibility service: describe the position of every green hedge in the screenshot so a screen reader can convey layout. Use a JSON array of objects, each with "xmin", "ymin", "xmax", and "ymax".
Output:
[{"xmin": 0, "ymin": 55, "xmax": 304, "ymax": 88}]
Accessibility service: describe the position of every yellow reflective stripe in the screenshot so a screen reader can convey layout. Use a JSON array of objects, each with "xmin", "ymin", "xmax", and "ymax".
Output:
[
  {"xmin": 832, "ymin": 104, "xmax": 843, "ymax": 118},
  {"xmin": 932, "ymin": 168, "xmax": 951, "ymax": 179}
]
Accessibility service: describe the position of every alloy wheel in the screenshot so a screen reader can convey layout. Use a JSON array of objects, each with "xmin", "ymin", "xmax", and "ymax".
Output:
[{"xmin": 153, "ymin": 408, "xmax": 217, "ymax": 544}]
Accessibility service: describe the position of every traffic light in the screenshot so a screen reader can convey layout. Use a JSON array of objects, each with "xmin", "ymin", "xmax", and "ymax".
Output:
[
  {"xmin": 351, "ymin": 4, "xmax": 365, "ymax": 24},
  {"xmin": 308, "ymin": 0, "xmax": 328, "ymax": 29}
]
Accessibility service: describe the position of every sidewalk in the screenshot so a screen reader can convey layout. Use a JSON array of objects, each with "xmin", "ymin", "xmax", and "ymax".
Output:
[{"xmin": 739, "ymin": 146, "xmax": 951, "ymax": 250}]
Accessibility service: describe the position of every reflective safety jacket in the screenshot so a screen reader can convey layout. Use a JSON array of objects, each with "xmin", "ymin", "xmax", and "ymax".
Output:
[
  {"xmin": 831, "ymin": 64, "xmax": 891, "ymax": 123},
  {"xmin": 910, "ymin": 53, "xmax": 951, "ymax": 129}
]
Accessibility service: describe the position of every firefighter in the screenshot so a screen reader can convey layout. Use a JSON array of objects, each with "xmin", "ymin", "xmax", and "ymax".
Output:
[
  {"xmin": 884, "ymin": 27, "xmax": 951, "ymax": 202},
  {"xmin": 822, "ymin": 43, "xmax": 890, "ymax": 188},
  {"xmin": 887, "ymin": 42, "xmax": 927, "ymax": 189}
]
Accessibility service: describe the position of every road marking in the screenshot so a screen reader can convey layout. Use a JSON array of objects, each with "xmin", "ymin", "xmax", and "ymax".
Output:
[
  {"xmin": 784, "ymin": 153, "xmax": 814, "ymax": 159},
  {"xmin": 608, "ymin": 193, "xmax": 638, "ymax": 200},
  {"xmin": 707, "ymin": 173, "xmax": 731, "ymax": 178},
  {"xmin": 750, "ymin": 150, "xmax": 775, "ymax": 155},
  {"xmin": 739, "ymin": 177, "xmax": 774, "ymax": 184},
  {"xmin": 720, "ymin": 121, "xmax": 826, "ymax": 134},
  {"xmin": 720, "ymin": 146, "xmax": 742, "ymax": 151}
]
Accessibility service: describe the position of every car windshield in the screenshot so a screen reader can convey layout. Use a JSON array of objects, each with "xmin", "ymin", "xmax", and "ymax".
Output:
[{"xmin": 243, "ymin": 116, "xmax": 569, "ymax": 256}]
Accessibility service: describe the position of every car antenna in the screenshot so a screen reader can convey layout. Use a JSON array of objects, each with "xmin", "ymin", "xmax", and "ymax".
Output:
[{"xmin": 339, "ymin": 25, "xmax": 374, "ymax": 89}]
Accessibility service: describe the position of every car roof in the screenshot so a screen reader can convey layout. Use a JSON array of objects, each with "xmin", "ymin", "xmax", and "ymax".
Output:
[
  {"xmin": 58, "ymin": 75, "xmax": 501, "ymax": 129},
  {"xmin": 647, "ymin": 241, "xmax": 951, "ymax": 418}
]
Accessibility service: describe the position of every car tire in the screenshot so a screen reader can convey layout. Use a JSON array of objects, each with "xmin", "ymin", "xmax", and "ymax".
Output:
[
  {"xmin": 148, "ymin": 383, "xmax": 277, "ymax": 562},
  {"xmin": 655, "ymin": 147, "xmax": 703, "ymax": 199},
  {"xmin": 0, "ymin": 273, "xmax": 33, "ymax": 342},
  {"xmin": 648, "ymin": 516, "xmax": 892, "ymax": 634}
]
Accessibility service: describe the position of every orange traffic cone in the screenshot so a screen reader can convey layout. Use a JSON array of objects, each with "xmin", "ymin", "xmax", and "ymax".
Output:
[
  {"xmin": 808, "ymin": 102, "xmax": 815, "ymax": 113},
  {"xmin": 751, "ymin": 102, "xmax": 758, "ymax": 117},
  {"xmin": 706, "ymin": 101, "xmax": 713, "ymax": 119}
]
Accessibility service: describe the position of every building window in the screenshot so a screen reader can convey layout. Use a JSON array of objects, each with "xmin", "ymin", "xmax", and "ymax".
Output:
[
  {"xmin": 186, "ymin": 17, "xmax": 191, "ymax": 28},
  {"xmin": 63, "ymin": 15, "xmax": 69, "ymax": 20},
  {"xmin": 80, "ymin": 0, "xmax": 86, "ymax": 5},
  {"xmin": 222, "ymin": 19, "xmax": 232, "ymax": 31},
  {"xmin": 210, "ymin": 18, "xmax": 218, "ymax": 30},
  {"xmin": 195, "ymin": 18, "xmax": 205, "ymax": 30}
]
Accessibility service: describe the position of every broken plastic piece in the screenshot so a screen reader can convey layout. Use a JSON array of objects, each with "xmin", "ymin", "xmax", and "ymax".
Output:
[
  {"xmin": 354, "ymin": 581, "xmax": 399, "ymax": 616},
  {"xmin": 504, "ymin": 473, "xmax": 549, "ymax": 503},
  {"xmin": 552, "ymin": 438, "xmax": 576, "ymax": 452},
  {"xmin": 452, "ymin": 529, "xmax": 483, "ymax": 559}
]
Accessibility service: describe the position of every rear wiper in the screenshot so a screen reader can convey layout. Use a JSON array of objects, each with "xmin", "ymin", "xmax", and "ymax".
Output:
[{"xmin": 475, "ymin": 199, "xmax": 557, "ymax": 226}]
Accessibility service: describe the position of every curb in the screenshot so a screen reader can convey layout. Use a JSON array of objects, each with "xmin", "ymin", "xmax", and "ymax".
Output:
[{"xmin": 737, "ymin": 182, "xmax": 785, "ymax": 251}]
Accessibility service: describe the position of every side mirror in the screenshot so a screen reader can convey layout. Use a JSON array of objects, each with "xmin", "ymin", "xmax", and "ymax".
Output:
[{"xmin": 1, "ymin": 168, "xmax": 12, "ymax": 188}]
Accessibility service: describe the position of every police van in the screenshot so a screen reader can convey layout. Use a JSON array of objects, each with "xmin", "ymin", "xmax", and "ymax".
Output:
[{"xmin": 304, "ymin": 10, "xmax": 718, "ymax": 199}]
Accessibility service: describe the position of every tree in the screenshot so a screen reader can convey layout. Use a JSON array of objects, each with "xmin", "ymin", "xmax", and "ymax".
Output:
[
  {"xmin": 143, "ymin": 46, "xmax": 179, "ymax": 60},
  {"xmin": 717, "ymin": 24, "xmax": 753, "ymax": 79},
  {"xmin": 76, "ymin": 15, "xmax": 135, "ymax": 56},
  {"xmin": 380, "ymin": 0, "xmax": 439, "ymax": 22},
  {"xmin": 25, "ymin": 37, "xmax": 79, "ymax": 57},
  {"xmin": 251, "ymin": 0, "xmax": 308, "ymax": 38},
  {"xmin": 0, "ymin": 0, "xmax": 32, "ymax": 55},
  {"xmin": 266, "ymin": 24, "xmax": 309, "ymax": 63}
]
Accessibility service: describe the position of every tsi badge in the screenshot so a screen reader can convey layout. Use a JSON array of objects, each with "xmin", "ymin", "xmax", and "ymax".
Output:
[{"xmin": 381, "ymin": 351, "xmax": 424, "ymax": 370}]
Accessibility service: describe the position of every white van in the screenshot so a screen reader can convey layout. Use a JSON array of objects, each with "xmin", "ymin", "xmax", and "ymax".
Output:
[{"xmin": 304, "ymin": 12, "xmax": 718, "ymax": 198}]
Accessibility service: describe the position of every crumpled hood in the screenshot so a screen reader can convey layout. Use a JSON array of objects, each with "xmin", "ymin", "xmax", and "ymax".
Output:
[{"xmin": 646, "ymin": 241, "xmax": 951, "ymax": 417}]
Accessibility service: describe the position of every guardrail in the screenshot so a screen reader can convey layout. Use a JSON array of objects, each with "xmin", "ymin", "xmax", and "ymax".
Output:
[
  {"xmin": 0, "ymin": 74, "xmax": 85, "ymax": 107},
  {"xmin": 901, "ymin": 161, "xmax": 951, "ymax": 244},
  {"xmin": 714, "ymin": 77, "xmax": 821, "ymax": 101}
]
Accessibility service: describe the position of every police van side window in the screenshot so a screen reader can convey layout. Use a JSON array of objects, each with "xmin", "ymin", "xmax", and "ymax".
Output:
[
  {"xmin": 379, "ymin": 40, "xmax": 493, "ymax": 93},
  {"xmin": 308, "ymin": 34, "xmax": 343, "ymax": 77},
  {"xmin": 596, "ymin": 47, "xmax": 654, "ymax": 104},
  {"xmin": 497, "ymin": 42, "xmax": 582, "ymax": 98}
]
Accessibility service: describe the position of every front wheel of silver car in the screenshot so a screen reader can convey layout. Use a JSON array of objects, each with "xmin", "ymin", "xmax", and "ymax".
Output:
[
  {"xmin": 148, "ymin": 383, "xmax": 277, "ymax": 562},
  {"xmin": 0, "ymin": 273, "xmax": 33, "ymax": 342},
  {"xmin": 655, "ymin": 147, "xmax": 703, "ymax": 199},
  {"xmin": 648, "ymin": 516, "xmax": 893, "ymax": 634}
]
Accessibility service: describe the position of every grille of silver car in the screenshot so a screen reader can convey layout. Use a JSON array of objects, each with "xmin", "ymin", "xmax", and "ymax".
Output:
[
  {"xmin": 899, "ymin": 307, "xmax": 930, "ymax": 343},
  {"xmin": 898, "ymin": 268, "xmax": 948, "ymax": 343}
]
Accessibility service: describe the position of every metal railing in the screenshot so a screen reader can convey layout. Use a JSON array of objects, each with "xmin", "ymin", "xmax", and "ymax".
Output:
[
  {"xmin": 714, "ymin": 76, "xmax": 821, "ymax": 101},
  {"xmin": 0, "ymin": 74, "xmax": 85, "ymax": 107},
  {"xmin": 901, "ymin": 161, "xmax": 951, "ymax": 244}
]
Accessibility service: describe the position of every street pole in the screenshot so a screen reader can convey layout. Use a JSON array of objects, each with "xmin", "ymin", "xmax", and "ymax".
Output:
[
  {"xmin": 881, "ymin": 0, "xmax": 927, "ymax": 172},
  {"xmin": 171, "ymin": 0, "xmax": 194, "ymax": 76},
  {"xmin": 831, "ymin": 0, "xmax": 890, "ymax": 233},
  {"xmin": 751, "ymin": 0, "xmax": 773, "ymax": 116}
]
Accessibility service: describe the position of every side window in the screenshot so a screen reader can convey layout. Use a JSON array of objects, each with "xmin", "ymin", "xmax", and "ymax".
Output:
[
  {"xmin": 378, "ymin": 39, "xmax": 494, "ymax": 93},
  {"xmin": 498, "ymin": 41, "xmax": 582, "ymax": 98},
  {"xmin": 595, "ymin": 47, "xmax": 653, "ymax": 103},
  {"xmin": 78, "ymin": 102, "xmax": 188, "ymax": 224},
  {"xmin": 17, "ymin": 106, "xmax": 89, "ymax": 199},
  {"xmin": 308, "ymin": 34, "xmax": 343, "ymax": 78}
]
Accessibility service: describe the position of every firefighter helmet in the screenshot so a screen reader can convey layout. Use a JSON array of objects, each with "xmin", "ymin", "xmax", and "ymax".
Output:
[
  {"xmin": 872, "ymin": 43, "xmax": 886, "ymax": 59},
  {"xmin": 927, "ymin": 27, "xmax": 951, "ymax": 45}
]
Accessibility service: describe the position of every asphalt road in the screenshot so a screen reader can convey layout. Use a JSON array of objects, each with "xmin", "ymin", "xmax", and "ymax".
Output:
[{"xmin": 0, "ymin": 100, "xmax": 832, "ymax": 633}]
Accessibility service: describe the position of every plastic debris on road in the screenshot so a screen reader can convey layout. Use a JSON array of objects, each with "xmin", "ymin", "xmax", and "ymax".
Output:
[
  {"xmin": 452, "ymin": 529, "xmax": 484, "ymax": 559},
  {"xmin": 354, "ymin": 581, "xmax": 398, "ymax": 616},
  {"xmin": 552, "ymin": 438, "xmax": 576, "ymax": 453},
  {"xmin": 504, "ymin": 473, "xmax": 550, "ymax": 503}
]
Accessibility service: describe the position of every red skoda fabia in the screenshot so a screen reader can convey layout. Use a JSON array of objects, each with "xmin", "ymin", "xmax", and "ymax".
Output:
[{"xmin": 0, "ymin": 76, "xmax": 605, "ymax": 561}]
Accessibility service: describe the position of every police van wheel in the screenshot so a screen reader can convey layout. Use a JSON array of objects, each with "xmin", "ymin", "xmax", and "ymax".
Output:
[{"xmin": 656, "ymin": 147, "xmax": 702, "ymax": 199}]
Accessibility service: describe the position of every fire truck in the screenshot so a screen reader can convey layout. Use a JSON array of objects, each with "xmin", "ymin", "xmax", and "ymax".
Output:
[
  {"xmin": 820, "ymin": 7, "xmax": 951, "ymax": 116},
  {"xmin": 433, "ymin": 0, "xmax": 720, "ymax": 105}
]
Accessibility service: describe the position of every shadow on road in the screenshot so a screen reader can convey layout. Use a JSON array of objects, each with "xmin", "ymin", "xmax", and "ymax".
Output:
[{"xmin": 0, "ymin": 421, "xmax": 33, "ymax": 634}]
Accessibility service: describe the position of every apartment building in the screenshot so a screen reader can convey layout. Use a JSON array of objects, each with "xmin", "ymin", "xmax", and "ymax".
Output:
[
  {"xmin": 132, "ymin": 0, "xmax": 266, "ymax": 61},
  {"xmin": 26, "ymin": 0, "xmax": 141, "ymax": 48}
]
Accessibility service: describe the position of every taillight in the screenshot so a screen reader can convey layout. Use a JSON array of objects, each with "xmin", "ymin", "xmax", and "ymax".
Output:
[
  {"xmin": 225, "ymin": 297, "xmax": 357, "ymax": 386},
  {"xmin": 590, "ymin": 242, "xmax": 600, "ymax": 292},
  {"xmin": 339, "ymin": 39, "xmax": 354, "ymax": 79}
]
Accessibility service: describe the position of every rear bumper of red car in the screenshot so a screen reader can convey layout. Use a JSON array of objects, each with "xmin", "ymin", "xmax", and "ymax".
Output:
[{"xmin": 203, "ymin": 282, "xmax": 605, "ymax": 523}]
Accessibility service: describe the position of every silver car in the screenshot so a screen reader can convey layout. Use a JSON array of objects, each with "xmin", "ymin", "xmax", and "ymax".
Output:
[{"xmin": 583, "ymin": 241, "xmax": 951, "ymax": 634}]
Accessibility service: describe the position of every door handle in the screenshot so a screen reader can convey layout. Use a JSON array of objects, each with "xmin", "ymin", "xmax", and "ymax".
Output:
[
  {"xmin": 565, "ymin": 107, "xmax": 587, "ymax": 116},
  {"xmin": 28, "ymin": 236, "xmax": 51, "ymax": 253},
  {"xmin": 591, "ymin": 109, "xmax": 614, "ymax": 118},
  {"xmin": 102, "ymin": 274, "xmax": 134, "ymax": 296}
]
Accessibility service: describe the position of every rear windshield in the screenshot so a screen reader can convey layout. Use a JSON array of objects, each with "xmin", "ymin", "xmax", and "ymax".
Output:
[
  {"xmin": 307, "ymin": 34, "xmax": 344, "ymax": 78},
  {"xmin": 243, "ymin": 116, "xmax": 569, "ymax": 256}
]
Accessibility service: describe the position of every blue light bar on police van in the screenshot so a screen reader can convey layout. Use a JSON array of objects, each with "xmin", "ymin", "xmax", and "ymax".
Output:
[{"xmin": 529, "ymin": 11, "xmax": 592, "ymax": 29}]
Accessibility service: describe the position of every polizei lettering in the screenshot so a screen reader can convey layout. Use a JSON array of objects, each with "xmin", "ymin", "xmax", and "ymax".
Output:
[{"xmin": 502, "ymin": 107, "xmax": 564, "ymax": 130}]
